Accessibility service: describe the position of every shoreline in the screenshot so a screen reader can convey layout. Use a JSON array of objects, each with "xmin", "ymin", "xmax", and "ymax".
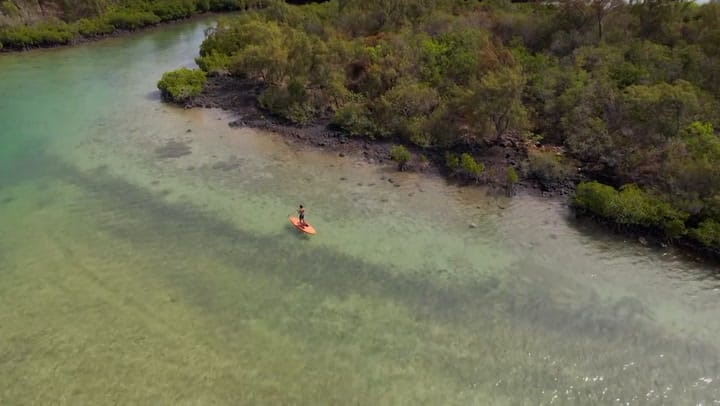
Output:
[
  {"xmin": 0, "ymin": 11, "xmax": 227, "ymax": 54},
  {"xmin": 188, "ymin": 75, "xmax": 551, "ymax": 197},
  {"xmin": 185, "ymin": 75, "xmax": 720, "ymax": 265}
]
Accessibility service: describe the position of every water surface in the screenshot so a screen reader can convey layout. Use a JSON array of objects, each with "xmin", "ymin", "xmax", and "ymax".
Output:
[{"xmin": 1, "ymin": 17, "xmax": 719, "ymax": 405}]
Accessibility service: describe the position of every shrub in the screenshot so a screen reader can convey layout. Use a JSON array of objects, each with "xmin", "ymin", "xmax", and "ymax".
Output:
[
  {"xmin": 614, "ymin": 184, "xmax": 687, "ymax": 238},
  {"xmin": 0, "ymin": 27, "xmax": 30, "ymax": 48},
  {"xmin": 331, "ymin": 103, "xmax": 378, "ymax": 137},
  {"xmin": 574, "ymin": 181, "xmax": 620, "ymax": 219},
  {"xmin": 195, "ymin": 50, "xmax": 231, "ymax": 75},
  {"xmin": 106, "ymin": 10, "xmax": 161, "ymax": 30},
  {"xmin": 390, "ymin": 145, "xmax": 411, "ymax": 170},
  {"xmin": 208, "ymin": 0, "xmax": 244, "ymax": 11},
  {"xmin": 196, "ymin": 0, "xmax": 212, "ymax": 12},
  {"xmin": 506, "ymin": 166, "xmax": 519, "ymax": 185},
  {"xmin": 689, "ymin": 219, "xmax": 720, "ymax": 249},
  {"xmin": 75, "ymin": 17, "xmax": 115, "ymax": 37},
  {"xmin": 460, "ymin": 153, "xmax": 485, "ymax": 182},
  {"xmin": 524, "ymin": 149, "xmax": 575, "ymax": 183},
  {"xmin": 257, "ymin": 86, "xmax": 288, "ymax": 113},
  {"xmin": 445, "ymin": 152, "xmax": 484, "ymax": 182},
  {"xmin": 1, "ymin": 0, "xmax": 20, "ymax": 16},
  {"xmin": 574, "ymin": 181, "xmax": 689, "ymax": 238},
  {"xmin": 157, "ymin": 68, "xmax": 207, "ymax": 103},
  {"xmin": 284, "ymin": 102, "xmax": 315, "ymax": 126},
  {"xmin": 150, "ymin": 0, "xmax": 196, "ymax": 21},
  {"xmin": 445, "ymin": 152, "xmax": 460, "ymax": 171},
  {"xmin": 0, "ymin": 22, "xmax": 76, "ymax": 48}
]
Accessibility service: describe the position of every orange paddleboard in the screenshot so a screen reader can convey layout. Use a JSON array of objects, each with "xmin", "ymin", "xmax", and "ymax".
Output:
[{"xmin": 289, "ymin": 216, "xmax": 316, "ymax": 235}]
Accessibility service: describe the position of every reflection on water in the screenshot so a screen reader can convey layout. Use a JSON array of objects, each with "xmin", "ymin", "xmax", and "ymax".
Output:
[{"xmin": 1, "ymin": 16, "xmax": 719, "ymax": 405}]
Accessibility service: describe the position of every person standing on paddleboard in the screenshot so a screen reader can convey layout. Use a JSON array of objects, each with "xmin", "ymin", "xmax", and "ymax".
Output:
[{"xmin": 298, "ymin": 205, "xmax": 306, "ymax": 226}]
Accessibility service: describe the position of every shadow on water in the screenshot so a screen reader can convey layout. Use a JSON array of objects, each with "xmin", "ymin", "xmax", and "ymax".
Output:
[
  {"xmin": 144, "ymin": 90, "xmax": 162, "ymax": 101},
  {"xmin": 43, "ymin": 153, "xmax": 720, "ymax": 361},
  {"xmin": 0, "ymin": 142, "xmax": 65, "ymax": 192}
]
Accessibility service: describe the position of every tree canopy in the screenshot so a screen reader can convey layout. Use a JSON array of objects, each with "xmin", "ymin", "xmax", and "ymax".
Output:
[{"xmin": 187, "ymin": 0, "xmax": 720, "ymax": 253}]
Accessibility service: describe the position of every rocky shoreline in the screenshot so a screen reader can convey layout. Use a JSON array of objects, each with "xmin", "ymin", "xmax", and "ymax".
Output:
[
  {"xmin": 189, "ymin": 76, "xmax": 398, "ymax": 169},
  {"xmin": 187, "ymin": 75, "xmax": 551, "ymax": 196}
]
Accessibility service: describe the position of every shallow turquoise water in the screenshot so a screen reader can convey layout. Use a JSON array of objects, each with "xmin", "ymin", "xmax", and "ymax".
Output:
[{"xmin": 1, "ymin": 17, "xmax": 720, "ymax": 405}]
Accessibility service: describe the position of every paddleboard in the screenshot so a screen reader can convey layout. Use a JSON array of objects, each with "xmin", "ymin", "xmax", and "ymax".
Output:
[{"xmin": 289, "ymin": 216, "xmax": 316, "ymax": 235}]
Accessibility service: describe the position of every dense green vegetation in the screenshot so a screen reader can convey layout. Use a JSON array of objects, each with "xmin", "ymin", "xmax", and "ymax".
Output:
[
  {"xmin": 0, "ymin": 0, "xmax": 270, "ymax": 49},
  {"xmin": 184, "ymin": 0, "xmax": 720, "ymax": 254},
  {"xmin": 157, "ymin": 67, "xmax": 207, "ymax": 102}
]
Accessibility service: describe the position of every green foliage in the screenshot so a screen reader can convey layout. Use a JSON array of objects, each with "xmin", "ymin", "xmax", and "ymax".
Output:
[
  {"xmin": 195, "ymin": 50, "xmax": 231, "ymax": 75},
  {"xmin": 623, "ymin": 80, "xmax": 703, "ymax": 138},
  {"xmin": 574, "ymin": 181, "xmax": 619, "ymax": 218},
  {"xmin": 257, "ymin": 81, "xmax": 317, "ymax": 125},
  {"xmin": 689, "ymin": 219, "xmax": 720, "ymax": 249},
  {"xmin": 574, "ymin": 181, "xmax": 689, "ymax": 238},
  {"xmin": 662, "ymin": 121, "xmax": 720, "ymax": 214},
  {"xmin": 390, "ymin": 144, "xmax": 411, "ymax": 170},
  {"xmin": 506, "ymin": 166, "xmax": 519, "ymax": 185},
  {"xmin": 157, "ymin": 67, "xmax": 207, "ymax": 103},
  {"xmin": 0, "ymin": 0, "xmax": 248, "ymax": 50},
  {"xmin": 376, "ymin": 81, "xmax": 439, "ymax": 146},
  {"xmin": 148, "ymin": 0, "xmax": 196, "ymax": 20},
  {"xmin": 75, "ymin": 18, "xmax": 115, "ymax": 36},
  {"xmin": 460, "ymin": 153, "xmax": 485, "ymax": 182},
  {"xmin": 446, "ymin": 152, "xmax": 484, "ymax": 182},
  {"xmin": 105, "ymin": 10, "xmax": 160, "ymax": 30},
  {"xmin": 0, "ymin": 21, "xmax": 75, "ymax": 48},
  {"xmin": 331, "ymin": 103, "xmax": 378, "ymax": 137},
  {"xmin": 1, "ymin": 1, "xmax": 20, "ymax": 16},
  {"xmin": 418, "ymin": 28, "xmax": 489, "ymax": 88},
  {"xmin": 524, "ymin": 149, "xmax": 575, "ymax": 184},
  {"xmin": 142, "ymin": 0, "xmax": 720, "ymax": 253},
  {"xmin": 445, "ymin": 152, "xmax": 460, "ymax": 172}
]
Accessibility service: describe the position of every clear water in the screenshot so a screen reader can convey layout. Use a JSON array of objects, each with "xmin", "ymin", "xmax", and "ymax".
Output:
[{"xmin": 1, "ymin": 17, "xmax": 719, "ymax": 405}]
